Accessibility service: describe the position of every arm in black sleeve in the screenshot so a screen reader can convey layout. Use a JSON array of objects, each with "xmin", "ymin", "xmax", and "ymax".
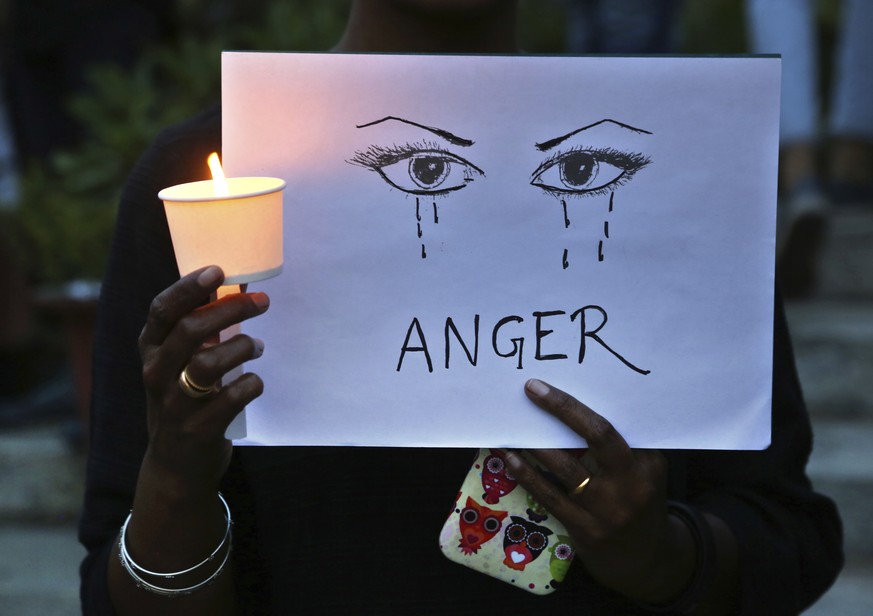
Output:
[
  {"xmin": 686, "ymin": 292, "xmax": 843, "ymax": 615},
  {"xmin": 78, "ymin": 105, "xmax": 222, "ymax": 615}
]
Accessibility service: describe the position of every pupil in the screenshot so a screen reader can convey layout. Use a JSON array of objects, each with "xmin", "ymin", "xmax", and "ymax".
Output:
[
  {"xmin": 508, "ymin": 525, "xmax": 526, "ymax": 542},
  {"xmin": 410, "ymin": 156, "xmax": 448, "ymax": 188},
  {"xmin": 527, "ymin": 532, "xmax": 546, "ymax": 550},
  {"xmin": 461, "ymin": 508, "xmax": 478, "ymax": 524},
  {"xmin": 484, "ymin": 517, "xmax": 501, "ymax": 532},
  {"xmin": 560, "ymin": 152, "xmax": 596, "ymax": 187}
]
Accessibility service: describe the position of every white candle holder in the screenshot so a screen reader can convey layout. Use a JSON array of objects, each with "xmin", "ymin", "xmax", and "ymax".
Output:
[{"xmin": 159, "ymin": 176, "xmax": 286, "ymax": 284}]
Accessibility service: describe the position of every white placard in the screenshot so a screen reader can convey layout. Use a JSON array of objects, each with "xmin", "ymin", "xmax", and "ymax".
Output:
[{"xmin": 222, "ymin": 52, "xmax": 779, "ymax": 449}]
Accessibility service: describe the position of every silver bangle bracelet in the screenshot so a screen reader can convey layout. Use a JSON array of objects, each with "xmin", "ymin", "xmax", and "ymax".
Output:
[
  {"xmin": 117, "ymin": 492, "xmax": 233, "ymax": 596},
  {"xmin": 119, "ymin": 535, "xmax": 232, "ymax": 597}
]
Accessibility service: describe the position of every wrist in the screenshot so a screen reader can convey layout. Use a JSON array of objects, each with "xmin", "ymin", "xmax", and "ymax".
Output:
[
  {"xmin": 128, "ymin": 451, "xmax": 231, "ymax": 574},
  {"xmin": 138, "ymin": 442, "xmax": 230, "ymax": 509},
  {"xmin": 125, "ymin": 488, "xmax": 229, "ymax": 575},
  {"xmin": 118, "ymin": 492, "xmax": 233, "ymax": 596},
  {"xmin": 633, "ymin": 501, "xmax": 717, "ymax": 614},
  {"xmin": 626, "ymin": 506, "xmax": 696, "ymax": 604}
]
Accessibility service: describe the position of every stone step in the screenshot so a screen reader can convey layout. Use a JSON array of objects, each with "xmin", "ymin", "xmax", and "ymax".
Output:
[
  {"xmin": 815, "ymin": 208, "xmax": 873, "ymax": 299},
  {"xmin": 0, "ymin": 525, "xmax": 82, "ymax": 616},
  {"xmin": 785, "ymin": 299, "xmax": 873, "ymax": 420},
  {"xmin": 0, "ymin": 423, "xmax": 84, "ymax": 523},
  {"xmin": 807, "ymin": 419, "xmax": 873, "ymax": 558},
  {"xmin": 802, "ymin": 554, "xmax": 873, "ymax": 616}
]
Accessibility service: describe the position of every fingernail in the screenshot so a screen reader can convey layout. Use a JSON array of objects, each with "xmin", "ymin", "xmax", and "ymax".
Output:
[
  {"xmin": 251, "ymin": 293, "xmax": 270, "ymax": 310},
  {"xmin": 526, "ymin": 378, "xmax": 550, "ymax": 398},
  {"xmin": 197, "ymin": 266, "xmax": 223, "ymax": 287},
  {"xmin": 253, "ymin": 338, "xmax": 265, "ymax": 358},
  {"xmin": 503, "ymin": 450, "xmax": 523, "ymax": 472}
]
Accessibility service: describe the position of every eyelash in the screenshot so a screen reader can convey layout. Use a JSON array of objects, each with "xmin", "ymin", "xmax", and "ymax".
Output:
[
  {"xmin": 349, "ymin": 140, "xmax": 440, "ymax": 169},
  {"xmin": 348, "ymin": 141, "xmax": 484, "ymax": 197},
  {"xmin": 348, "ymin": 141, "xmax": 649, "ymax": 200},
  {"xmin": 530, "ymin": 146, "xmax": 651, "ymax": 198}
]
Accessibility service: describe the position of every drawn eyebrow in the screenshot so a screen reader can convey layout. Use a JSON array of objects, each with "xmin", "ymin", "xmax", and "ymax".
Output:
[
  {"xmin": 535, "ymin": 119, "xmax": 652, "ymax": 152},
  {"xmin": 356, "ymin": 116, "xmax": 474, "ymax": 147}
]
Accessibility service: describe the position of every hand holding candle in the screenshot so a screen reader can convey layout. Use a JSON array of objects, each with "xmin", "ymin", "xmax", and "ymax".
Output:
[{"xmin": 159, "ymin": 153, "xmax": 286, "ymax": 284}]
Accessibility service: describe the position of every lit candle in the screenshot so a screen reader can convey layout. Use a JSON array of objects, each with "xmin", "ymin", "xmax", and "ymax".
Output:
[{"xmin": 158, "ymin": 153, "xmax": 286, "ymax": 284}]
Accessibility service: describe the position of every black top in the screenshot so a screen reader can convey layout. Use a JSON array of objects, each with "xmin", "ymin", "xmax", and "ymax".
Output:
[{"xmin": 79, "ymin": 105, "xmax": 843, "ymax": 615}]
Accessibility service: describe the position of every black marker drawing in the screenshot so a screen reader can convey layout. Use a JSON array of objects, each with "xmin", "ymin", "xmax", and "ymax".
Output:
[
  {"xmin": 534, "ymin": 118, "xmax": 653, "ymax": 152},
  {"xmin": 347, "ymin": 117, "xmax": 652, "ymax": 376},
  {"xmin": 598, "ymin": 219, "xmax": 610, "ymax": 262},
  {"xmin": 395, "ymin": 305, "xmax": 649, "ymax": 375},
  {"xmin": 348, "ymin": 117, "xmax": 485, "ymax": 259},
  {"xmin": 356, "ymin": 116, "xmax": 475, "ymax": 147},
  {"xmin": 348, "ymin": 116, "xmax": 649, "ymax": 266},
  {"xmin": 349, "ymin": 140, "xmax": 484, "ymax": 196},
  {"xmin": 529, "ymin": 147, "xmax": 650, "ymax": 198},
  {"xmin": 532, "ymin": 120, "xmax": 652, "ymax": 268}
]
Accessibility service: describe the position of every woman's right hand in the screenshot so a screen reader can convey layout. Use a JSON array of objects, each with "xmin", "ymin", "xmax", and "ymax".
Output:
[
  {"xmin": 137, "ymin": 264, "xmax": 269, "ymax": 501},
  {"xmin": 109, "ymin": 265, "xmax": 269, "ymax": 614}
]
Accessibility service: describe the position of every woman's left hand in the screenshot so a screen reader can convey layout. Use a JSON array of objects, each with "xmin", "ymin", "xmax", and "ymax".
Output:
[{"xmin": 502, "ymin": 378, "xmax": 694, "ymax": 604}]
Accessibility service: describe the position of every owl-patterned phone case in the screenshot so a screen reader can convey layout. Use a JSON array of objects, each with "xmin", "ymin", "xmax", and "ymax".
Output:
[{"xmin": 439, "ymin": 448, "xmax": 576, "ymax": 595}]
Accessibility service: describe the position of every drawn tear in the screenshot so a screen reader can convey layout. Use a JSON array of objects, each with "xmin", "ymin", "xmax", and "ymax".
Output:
[
  {"xmin": 415, "ymin": 197, "xmax": 425, "ymax": 257},
  {"xmin": 599, "ymin": 192, "xmax": 615, "ymax": 262},
  {"xmin": 562, "ymin": 199, "xmax": 570, "ymax": 228},
  {"xmin": 562, "ymin": 248, "xmax": 569, "ymax": 270},
  {"xmin": 433, "ymin": 201, "xmax": 439, "ymax": 224}
]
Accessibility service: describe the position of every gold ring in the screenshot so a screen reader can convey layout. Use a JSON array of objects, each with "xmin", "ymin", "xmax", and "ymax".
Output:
[
  {"xmin": 178, "ymin": 367, "xmax": 217, "ymax": 399},
  {"xmin": 570, "ymin": 476, "xmax": 591, "ymax": 497}
]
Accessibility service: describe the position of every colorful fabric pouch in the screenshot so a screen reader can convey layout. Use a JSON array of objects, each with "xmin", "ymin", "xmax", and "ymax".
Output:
[{"xmin": 439, "ymin": 448, "xmax": 576, "ymax": 595}]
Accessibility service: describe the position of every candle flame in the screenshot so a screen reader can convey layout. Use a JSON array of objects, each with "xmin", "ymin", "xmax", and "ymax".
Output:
[{"xmin": 207, "ymin": 152, "xmax": 229, "ymax": 197}]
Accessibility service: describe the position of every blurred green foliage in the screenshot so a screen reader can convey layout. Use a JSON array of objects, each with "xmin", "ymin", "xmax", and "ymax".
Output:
[
  {"xmin": 682, "ymin": 0, "xmax": 749, "ymax": 54},
  {"xmin": 8, "ymin": 0, "xmax": 351, "ymax": 285},
  {"xmin": 517, "ymin": 0, "xmax": 567, "ymax": 53}
]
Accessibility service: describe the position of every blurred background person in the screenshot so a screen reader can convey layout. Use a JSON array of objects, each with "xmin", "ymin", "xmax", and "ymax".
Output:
[{"xmin": 746, "ymin": 0, "xmax": 873, "ymax": 296}]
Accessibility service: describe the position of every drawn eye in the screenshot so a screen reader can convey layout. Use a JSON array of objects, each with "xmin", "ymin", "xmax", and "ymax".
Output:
[
  {"xmin": 348, "ymin": 142, "xmax": 484, "ymax": 196},
  {"xmin": 530, "ymin": 147, "xmax": 650, "ymax": 198}
]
